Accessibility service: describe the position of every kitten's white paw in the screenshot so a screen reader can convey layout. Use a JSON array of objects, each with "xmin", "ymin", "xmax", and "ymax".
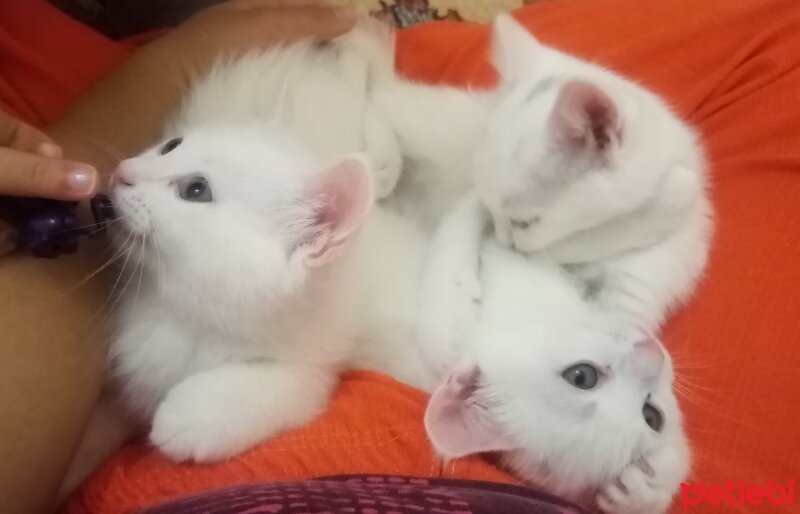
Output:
[
  {"xmin": 596, "ymin": 455, "xmax": 679, "ymax": 514},
  {"xmin": 150, "ymin": 381, "xmax": 252, "ymax": 463}
]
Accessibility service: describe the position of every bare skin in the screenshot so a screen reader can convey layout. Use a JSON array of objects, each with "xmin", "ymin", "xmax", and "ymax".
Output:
[{"xmin": 0, "ymin": 2, "xmax": 355, "ymax": 512}]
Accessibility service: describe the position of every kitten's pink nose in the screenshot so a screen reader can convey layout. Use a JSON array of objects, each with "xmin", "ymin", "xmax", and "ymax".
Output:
[
  {"xmin": 632, "ymin": 338, "xmax": 665, "ymax": 381},
  {"xmin": 111, "ymin": 167, "xmax": 135, "ymax": 188}
]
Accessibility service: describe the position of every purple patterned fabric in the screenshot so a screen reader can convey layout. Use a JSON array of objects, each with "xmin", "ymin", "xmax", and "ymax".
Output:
[{"xmin": 141, "ymin": 475, "xmax": 587, "ymax": 514}]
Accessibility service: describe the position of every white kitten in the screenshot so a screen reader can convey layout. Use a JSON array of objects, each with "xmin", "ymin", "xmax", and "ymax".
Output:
[
  {"xmin": 425, "ymin": 321, "xmax": 690, "ymax": 514},
  {"xmin": 63, "ymin": 25, "xmax": 400, "ymax": 496},
  {"xmin": 350, "ymin": 195, "xmax": 690, "ymax": 513},
  {"xmin": 62, "ymin": 121, "xmax": 374, "ymax": 495},
  {"xmin": 370, "ymin": 16, "xmax": 712, "ymax": 330},
  {"xmin": 473, "ymin": 15, "xmax": 712, "ymax": 329}
]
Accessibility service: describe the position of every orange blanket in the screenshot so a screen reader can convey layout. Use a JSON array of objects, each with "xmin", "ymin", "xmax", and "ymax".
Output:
[{"xmin": 2, "ymin": 1, "xmax": 797, "ymax": 513}]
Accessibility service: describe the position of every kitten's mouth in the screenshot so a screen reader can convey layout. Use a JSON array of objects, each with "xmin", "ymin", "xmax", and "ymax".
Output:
[{"xmin": 90, "ymin": 194, "xmax": 116, "ymax": 233}]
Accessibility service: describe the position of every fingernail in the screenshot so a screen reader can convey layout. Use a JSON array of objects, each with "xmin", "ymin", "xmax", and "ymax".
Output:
[
  {"xmin": 0, "ymin": 227, "xmax": 20, "ymax": 255},
  {"xmin": 67, "ymin": 168, "xmax": 97, "ymax": 195},
  {"xmin": 36, "ymin": 142, "xmax": 63, "ymax": 158}
]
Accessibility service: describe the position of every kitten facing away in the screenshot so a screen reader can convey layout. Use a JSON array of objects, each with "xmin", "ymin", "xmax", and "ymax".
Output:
[{"xmin": 370, "ymin": 15, "xmax": 713, "ymax": 331}]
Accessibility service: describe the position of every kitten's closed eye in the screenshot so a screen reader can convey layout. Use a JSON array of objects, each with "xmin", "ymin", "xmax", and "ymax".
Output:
[
  {"xmin": 642, "ymin": 402, "xmax": 663, "ymax": 432},
  {"xmin": 562, "ymin": 363, "xmax": 600, "ymax": 390},
  {"xmin": 160, "ymin": 137, "xmax": 183, "ymax": 155},
  {"xmin": 178, "ymin": 176, "xmax": 213, "ymax": 203},
  {"xmin": 510, "ymin": 216, "xmax": 540, "ymax": 230}
]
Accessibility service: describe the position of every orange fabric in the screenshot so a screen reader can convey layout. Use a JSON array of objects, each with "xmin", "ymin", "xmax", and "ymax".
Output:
[
  {"xmin": 67, "ymin": 372, "xmax": 518, "ymax": 513},
  {"xmin": 1, "ymin": 0, "xmax": 797, "ymax": 513},
  {"xmin": 0, "ymin": 0, "xmax": 133, "ymax": 125}
]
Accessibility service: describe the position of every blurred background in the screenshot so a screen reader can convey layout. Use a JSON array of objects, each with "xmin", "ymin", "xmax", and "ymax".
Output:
[{"xmin": 49, "ymin": 0, "xmax": 547, "ymax": 37}]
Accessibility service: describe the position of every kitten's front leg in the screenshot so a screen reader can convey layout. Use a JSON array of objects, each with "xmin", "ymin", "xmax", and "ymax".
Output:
[
  {"xmin": 596, "ymin": 444, "xmax": 688, "ymax": 514},
  {"xmin": 417, "ymin": 194, "xmax": 487, "ymax": 374},
  {"xmin": 150, "ymin": 361, "xmax": 337, "ymax": 462}
]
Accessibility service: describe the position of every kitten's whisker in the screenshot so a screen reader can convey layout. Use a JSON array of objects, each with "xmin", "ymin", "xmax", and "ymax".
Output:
[
  {"xmin": 67, "ymin": 229, "xmax": 134, "ymax": 293},
  {"xmin": 673, "ymin": 376, "xmax": 716, "ymax": 394},
  {"xmin": 85, "ymin": 225, "xmax": 111, "ymax": 239},
  {"xmin": 674, "ymin": 387, "xmax": 713, "ymax": 408},
  {"xmin": 671, "ymin": 372, "xmax": 727, "ymax": 414},
  {"xmin": 39, "ymin": 216, "xmax": 123, "ymax": 239},
  {"xmin": 670, "ymin": 353, "xmax": 729, "ymax": 369},
  {"xmin": 153, "ymin": 231, "xmax": 165, "ymax": 298},
  {"xmin": 109, "ymin": 234, "xmax": 143, "ymax": 316},
  {"xmin": 92, "ymin": 233, "xmax": 138, "ymax": 323},
  {"xmin": 134, "ymin": 233, "xmax": 147, "ymax": 310}
]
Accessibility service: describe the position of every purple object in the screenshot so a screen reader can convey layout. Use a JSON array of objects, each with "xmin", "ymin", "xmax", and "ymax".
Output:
[
  {"xmin": 142, "ymin": 475, "xmax": 588, "ymax": 514},
  {"xmin": 0, "ymin": 195, "xmax": 115, "ymax": 258}
]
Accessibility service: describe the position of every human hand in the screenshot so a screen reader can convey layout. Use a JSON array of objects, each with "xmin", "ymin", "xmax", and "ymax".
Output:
[
  {"xmin": 140, "ymin": 0, "xmax": 357, "ymax": 80},
  {"xmin": 0, "ymin": 111, "xmax": 98, "ymax": 201},
  {"xmin": 0, "ymin": 111, "xmax": 99, "ymax": 255},
  {"xmin": 50, "ymin": 0, "xmax": 357, "ymax": 178}
]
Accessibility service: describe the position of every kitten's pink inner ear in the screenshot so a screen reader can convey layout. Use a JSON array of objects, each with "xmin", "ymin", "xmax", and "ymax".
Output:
[
  {"xmin": 424, "ymin": 365, "xmax": 513, "ymax": 458},
  {"xmin": 304, "ymin": 155, "xmax": 374, "ymax": 267},
  {"xmin": 551, "ymin": 81, "xmax": 622, "ymax": 154}
]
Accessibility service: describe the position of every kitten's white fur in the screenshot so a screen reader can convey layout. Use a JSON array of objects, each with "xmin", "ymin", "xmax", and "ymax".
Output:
[
  {"xmin": 175, "ymin": 23, "xmax": 403, "ymax": 199},
  {"xmin": 62, "ymin": 27, "xmax": 400, "ymax": 498},
  {"xmin": 371, "ymin": 15, "xmax": 712, "ymax": 331},
  {"xmin": 61, "ymin": 122, "xmax": 375, "ymax": 496},
  {"xmin": 350, "ymin": 194, "xmax": 689, "ymax": 513},
  {"xmin": 62, "ymin": 19, "xmax": 696, "ymax": 513}
]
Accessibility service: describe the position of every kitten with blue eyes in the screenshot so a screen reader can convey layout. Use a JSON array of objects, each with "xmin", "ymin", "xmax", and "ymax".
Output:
[
  {"xmin": 60, "ymin": 121, "xmax": 376, "ymax": 496},
  {"xmin": 350, "ymin": 194, "xmax": 690, "ymax": 514}
]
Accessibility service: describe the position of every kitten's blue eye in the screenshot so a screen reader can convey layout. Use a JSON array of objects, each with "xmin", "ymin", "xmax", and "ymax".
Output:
[
  {"xmin": 160, "ymin": 137, "xmax": 183, "ymax": 155},
  {"xmin": 178, "ymin": 176, "xmax": 212, "ymax": 203},
  {"xmin": 561, "ymin": 363, "xmax": 599, "ymax": 390},
  {"xmin": 643, "ymin": 402, "xmax": 664, "ymax": 432}
]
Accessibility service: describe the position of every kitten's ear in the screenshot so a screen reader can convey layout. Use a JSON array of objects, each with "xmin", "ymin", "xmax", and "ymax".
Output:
[
  {"xmin": 424, "ymin": 364, "xmax": 514, "ymax": 458},
  {"xmin": 491, "ymin": 14, "xmax": 543, "ymax": 82},
  {"xmin": 303, "ymin": 154, "xmax": 374, "ymax": 267},
  {"xmin": 549, "ymin": 81, "xmax": 622, "ymax": 158}
]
